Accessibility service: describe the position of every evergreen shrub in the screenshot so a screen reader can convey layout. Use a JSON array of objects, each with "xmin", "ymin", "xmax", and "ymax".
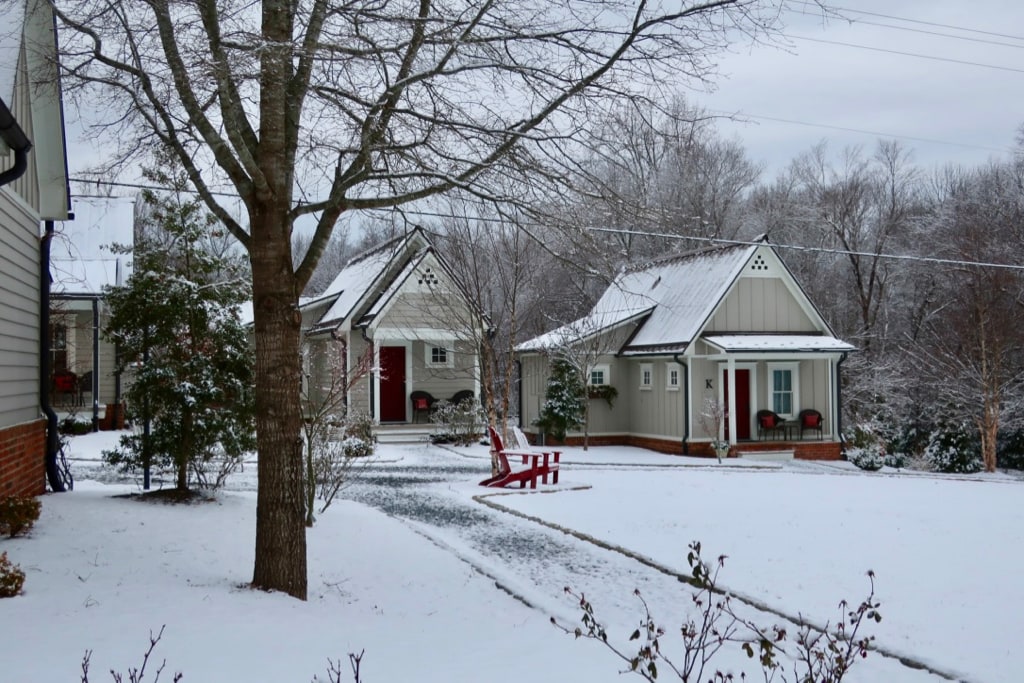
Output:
[
  {"xmin": 0, "ymin": 552, "xmax": 25, "ymax": 597},
  {"xmin": 0, "ymin": 496, "xmax": 41, "ymax": 538},
  {"xmin": 924, "ymin": 423, "xmax": 983, "ymax": 473}
]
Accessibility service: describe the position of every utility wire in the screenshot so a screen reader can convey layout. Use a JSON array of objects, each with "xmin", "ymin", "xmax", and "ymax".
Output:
[
  {"xmin": 793, "ymin": 35, "xmax": 1024, "ymax": 74},
  {"xmin": 583, "ymin": 226, "xmax": 1024, "ymax": 272},
  {"xmin": 707, "ymin": 112, "xmax": 1014, "ymax": 155},
  {"xmin": 791, "ymin": 0, "xmax": 1024, "ymax": 43},
  {"xmin": 65, "ymin": 180, "xmax": 1024, "ymax": 273}
]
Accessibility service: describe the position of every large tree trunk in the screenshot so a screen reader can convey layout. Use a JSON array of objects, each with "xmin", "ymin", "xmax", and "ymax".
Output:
[{"xmin": 250, "ymin": 201, "xmax": 308, "ymax": 600}]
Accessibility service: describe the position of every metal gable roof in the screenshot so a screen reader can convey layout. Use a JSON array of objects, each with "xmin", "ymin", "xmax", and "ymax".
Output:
[
  {"xmin": 310, "ymin": 229, "xmax": 427, "ymax": 330},
  {"xmin": 618, "ymin": 243, "xmax": 754, "ymax": 351},
  {"xmin": 517, "ymin": 237, "xmax": 852, "ymax": 356}
]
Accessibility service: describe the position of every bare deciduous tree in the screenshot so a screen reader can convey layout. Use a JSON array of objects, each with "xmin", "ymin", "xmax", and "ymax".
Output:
[{"xmin": 51, "ymin": 0, "xmax": 795, "ymax": 598}]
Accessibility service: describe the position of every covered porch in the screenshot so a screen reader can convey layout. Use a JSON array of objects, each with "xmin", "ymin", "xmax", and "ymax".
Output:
[
  {"xmin": 369, "ymin": 332, "xmax": 481, "ymax": 425},
  {"xmin": 695, "ymin": 334, "xmax": 855, "ymax": 457}
]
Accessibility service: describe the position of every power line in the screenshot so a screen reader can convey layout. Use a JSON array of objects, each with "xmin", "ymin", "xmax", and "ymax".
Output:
[
  {"xmin": 63, "ymin": 181, "xmax": 1024, "ymax": 273},
  {"xmin": 582, "ymin": 226, "xmax": 1024, "ymax": 273},
  {"xmin": 708, "ymin": 112, "xmax": 1014, "ymax": 155},
  {"xmin": 791, "ymin": 1, "xmax": 1024, "ymax": 43},
  {"xmin": 793, "ymin": 35, "xmax": 1024, "ymax": 74}
]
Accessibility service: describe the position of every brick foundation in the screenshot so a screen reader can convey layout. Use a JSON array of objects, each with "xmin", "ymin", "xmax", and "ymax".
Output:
[
  {"xmin": 0, "ymin": 419, "xmax": 46, "ymax": 497},
  {"xmin": 524, "ymin": 431, "xmax": 842, "ymax": 460}
]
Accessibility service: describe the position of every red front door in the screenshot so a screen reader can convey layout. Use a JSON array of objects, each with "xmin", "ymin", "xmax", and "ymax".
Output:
[
  {"xmin": 379, "ymin": 346, "xmax": 407, "ymax": 422},
  {"xmin": 723, "ymin": 368, "xmax": 751, "ymax": 440}
]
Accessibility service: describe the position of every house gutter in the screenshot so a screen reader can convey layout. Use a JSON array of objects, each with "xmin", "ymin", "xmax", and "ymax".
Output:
[
  {"xmin": 673, "ymin": 353, "xmax": 689, "ymax": 455},
  {"xmin": 0, "ymin": 99, "xmax": 31, "ymax": 186}
]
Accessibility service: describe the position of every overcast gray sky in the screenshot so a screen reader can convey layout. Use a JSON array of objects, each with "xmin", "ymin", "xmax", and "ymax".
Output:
[
  {"xmin": 65, "ymin": 1, "xmax": 1024, "ymax": 191},
  {"xmin": 696, "ymin": 0, "xmax": 1024, "ymax": 177}
]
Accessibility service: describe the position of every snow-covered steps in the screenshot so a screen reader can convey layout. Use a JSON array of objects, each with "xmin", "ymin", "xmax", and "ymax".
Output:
[
  {"xmin": 375, "ymin": 424, "xmax": 435, "ymax": 444},
  {"xmin": 737, "ymin": 449, "xmax": 795, "ymax": 462}
]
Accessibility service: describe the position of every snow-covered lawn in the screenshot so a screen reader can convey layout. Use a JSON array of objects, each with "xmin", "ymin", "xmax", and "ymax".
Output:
[{"xmin": 2, "ymin": 432, "xmax": 1020, "ymax": 682}]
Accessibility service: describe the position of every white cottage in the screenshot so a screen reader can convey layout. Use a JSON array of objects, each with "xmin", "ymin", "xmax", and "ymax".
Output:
[
  {"xmin": 299, "ymin": 227, "xmax": 486, "ymax": 426},
  {"xmin": 517, "ymin": 238, "xmax": 855, "ymax": 459}
]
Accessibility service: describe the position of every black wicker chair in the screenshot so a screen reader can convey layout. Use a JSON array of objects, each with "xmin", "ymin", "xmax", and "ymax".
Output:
[
  {"xmin": 798, "ymin": 409, "xmax": 824, "ymax": 440},
  {"xmin": 756, "ymin": 409, "xmax": 784, "ymax": 440},
  {"xmin": 410, "ymin": 390, "xmax": 436, "ymax": 423}
]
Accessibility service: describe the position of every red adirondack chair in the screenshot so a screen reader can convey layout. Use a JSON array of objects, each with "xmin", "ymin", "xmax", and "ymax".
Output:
[{"xmin": 480, "ymin": 426, "xmax": 560, "ymax": 488}]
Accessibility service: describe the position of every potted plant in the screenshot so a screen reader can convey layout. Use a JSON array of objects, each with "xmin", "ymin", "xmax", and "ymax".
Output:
[{"xmin": 710, "ymin": 439, "xmax": 731, "ymax": 463}]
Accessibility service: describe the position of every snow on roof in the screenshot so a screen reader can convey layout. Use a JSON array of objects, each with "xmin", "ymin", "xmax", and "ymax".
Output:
[
  {"xmin": 515, "ymin": 308, "xmax": 652, "ymax": 353},
  {"xmin": 517, "ymin": 243, "xmax": 753, "ymax": 353},
  {"xmin": 50, "ymin": 197, "xmax": 136, "ymax": 295},
  {"xmin": 360, "ymin": 249, "xmax": 425, "ymax": 323},
  {"xmin": 0, "ymin": 1, "xmax": 25, "ymax": 105},
  {"xmin": 619, "ymin": 244, "xmax": 752, "ymax": 350},
  {"xmin": 311, "ymin": 229, "xmax": 430, "ymax": 329},
  {"xmin": 703, "ymin": 334, "xmax": 857, "ymax": 353},
  {"xmin": 316, "ymin": 244, "xmax": 401, "ymax": 327}
]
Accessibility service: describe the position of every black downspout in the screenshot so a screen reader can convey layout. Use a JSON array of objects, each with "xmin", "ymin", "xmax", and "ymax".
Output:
[
  {"xmin": 91, "ymin": 297, "xmax": 101, "ymax": 431},
  {"xmin": 674, "ymin": 354, "xmax": 689, "ymax": 455},
  {"xmin": 40, "ymin": 222, "xmax": 65, "ymax": 492},
  {"xmin": 836, "ymin": 352, "xmax": 848, "ymax": 457}
]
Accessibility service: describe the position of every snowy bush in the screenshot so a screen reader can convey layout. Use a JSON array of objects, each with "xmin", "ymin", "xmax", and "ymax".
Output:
[
  {"xmin": 430, "ymin": 399, "xmax": 486, "ymax": 446},
  {"xmin": 0, "ymin": 496, "xmax": 41, "ymax": 538},
  {"xmin": 847, "ymin": 446, "xmax": 884, "ymax": 471},
  {"xmin": 341, "ymin": 436, "xmax": 374, "ymax": 459},
  {"xmin": 924, "ymin": 423, "xmax": 982, "ymax": 474},
  {"xmin": 883, "ymin": 452, "xmax": 907, "ymax": 469},
  {"xmin": 997, "ymin": 428, "xmax": 1024, "ymax": 470},
  {"xmin": 0, "ymin": 552, "xmax": 25, "ymax": 598}
]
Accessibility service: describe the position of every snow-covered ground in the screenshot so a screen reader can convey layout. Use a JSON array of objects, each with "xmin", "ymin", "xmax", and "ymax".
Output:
[{"xmin": 2, "ymin": 431, "xmax": 1020, "ymax": 682}]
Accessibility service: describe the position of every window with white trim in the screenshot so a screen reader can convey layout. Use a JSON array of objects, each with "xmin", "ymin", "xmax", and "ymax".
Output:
[
  {"xmin": 767, "ymin": 362, "xmax": 799, "ymax": 418},
  {"xmin": 665, "ymin": 363, "xmax": 680, "ymax": 391},
  {"xmin": 425, "ymin": 344, "xmax": 453, "ymax": 368},
  {"xmin": 589, "ymin": 364, "xmax": 610, "ymax": 386},
  {"xmin": 639, "ymin": 363, "xmax": 653, "ymax": 390}
]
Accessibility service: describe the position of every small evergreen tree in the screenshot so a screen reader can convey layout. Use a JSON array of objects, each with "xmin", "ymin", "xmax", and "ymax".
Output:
[
  {"xmin": 535, "ymin": 357, "xmax": 586, "ymax": 442},
  {"xmin": 103, "ymin": 160, "xmax": 255, "ymax": 491}
]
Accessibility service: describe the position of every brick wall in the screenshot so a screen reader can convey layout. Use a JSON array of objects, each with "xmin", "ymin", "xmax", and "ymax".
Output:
[
  {"xmin": 522, "ymin": 430, "xmax": 843, "ymax": 460},
  {"xmin": 0, "ymin": 419, "xmax": 46, "ymax": 497}
]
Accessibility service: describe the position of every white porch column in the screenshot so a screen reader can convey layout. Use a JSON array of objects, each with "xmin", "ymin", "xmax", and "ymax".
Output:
[
  {"xmin": 372, "ymin": 339, "xmax": 381, "ymax": 421},
  {"xmin": 726, "ymin": 357, "xmax": 737, "ymax": 445}
]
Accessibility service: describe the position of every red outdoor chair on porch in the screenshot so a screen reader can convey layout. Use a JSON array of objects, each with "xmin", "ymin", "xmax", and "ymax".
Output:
[
  {"xmin": 756, "ymin": 409, "xmax": 784, "ymax": 440},
  {"xmin": 798, "ymin": 409, "xmax": 824, "ymax": 440},
  {"xmin": 410, "ymin": 390, "xmax": 436, "ymax": 423}
]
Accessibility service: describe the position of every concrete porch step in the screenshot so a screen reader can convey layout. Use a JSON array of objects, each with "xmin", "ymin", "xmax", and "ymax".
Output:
[
  {"xmin": 375, "ymin": 424, "xmax": 434, "ymax": 444},
  {"xmin": 738, "ymin": 449, "xmax": 795, "ymax": 462}
]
